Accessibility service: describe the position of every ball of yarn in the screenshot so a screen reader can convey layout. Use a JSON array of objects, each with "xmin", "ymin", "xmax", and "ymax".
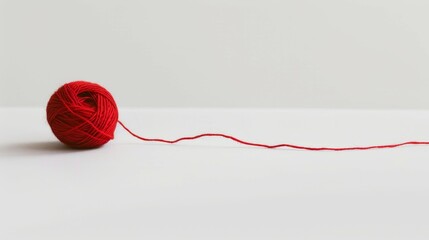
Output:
[{"xmin": 46, "ymin": 81, "xmax": 118, "ymax": 148}]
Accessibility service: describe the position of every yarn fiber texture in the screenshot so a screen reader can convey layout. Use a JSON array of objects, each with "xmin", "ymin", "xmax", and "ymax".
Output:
[{"xmin": 46, "ymin": 81, "xmax": 118, "ymax": 148}]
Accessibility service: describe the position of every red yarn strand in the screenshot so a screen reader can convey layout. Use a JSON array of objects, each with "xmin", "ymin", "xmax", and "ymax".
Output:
[{"xmin": 118, "ymin": 121, "xmax": 429, "ymax": 151}]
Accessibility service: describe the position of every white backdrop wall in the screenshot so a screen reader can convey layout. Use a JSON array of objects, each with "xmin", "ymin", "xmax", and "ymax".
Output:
[{"xmin": 1, "ymin": 0, "xmax": 429, "ymax": 108}]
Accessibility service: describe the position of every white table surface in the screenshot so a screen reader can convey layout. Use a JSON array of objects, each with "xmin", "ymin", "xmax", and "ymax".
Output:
[{"xmin": 1, "ymin": 108, "xmax": 429, "ymax": 240}]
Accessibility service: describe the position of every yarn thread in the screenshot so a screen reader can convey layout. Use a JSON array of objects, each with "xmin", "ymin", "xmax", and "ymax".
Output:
[
  {"xmin": 47, "ymin": 81, "xmax": 429, "ymax": 150},
  {"xmin": 118, "ymin": 121, "xmax": 429, "ymax": 151}
]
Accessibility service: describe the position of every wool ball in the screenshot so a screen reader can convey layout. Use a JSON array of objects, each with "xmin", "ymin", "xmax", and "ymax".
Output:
[{"xmin": 46, "ymin": 81, "xmax": 118, "ymax": 148}]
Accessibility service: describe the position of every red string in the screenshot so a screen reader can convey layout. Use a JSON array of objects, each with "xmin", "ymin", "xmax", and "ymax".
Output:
[{"xmin": 118, "ymin": 121, "xmax": 429, "ymax": 151}]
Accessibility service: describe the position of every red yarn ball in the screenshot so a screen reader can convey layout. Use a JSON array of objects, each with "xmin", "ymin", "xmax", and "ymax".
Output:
[{"xmin": 46, "ymin": 81, "xmax": 119, "ymax": 148}]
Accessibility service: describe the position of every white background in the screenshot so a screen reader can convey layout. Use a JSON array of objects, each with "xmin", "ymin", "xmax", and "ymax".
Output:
[
  {"xmin": 2, "ymin": 1, "xmax": 429, "ymax": 239},
  {"xmin": 1, "ymin": 0, "xmax": 429, "ymax": 108}
]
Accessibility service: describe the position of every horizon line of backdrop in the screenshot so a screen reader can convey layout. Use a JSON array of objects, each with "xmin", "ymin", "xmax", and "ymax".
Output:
[{"xmin": 1, "ymin": 0, "xmax": 429, "ymax": 109}]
